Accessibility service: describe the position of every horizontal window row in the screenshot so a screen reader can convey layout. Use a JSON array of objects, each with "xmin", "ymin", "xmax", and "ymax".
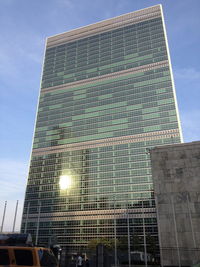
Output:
[
  {"xmin": 41, "ymin": 58, "xmax": 167, "ymax": 88},
  {"xmin": 27, "ymin": 217, "xmax": 157, "ymax": 227},
  {"xmin": 42, "ymin": 51, "xmax": 167, "ymax": 82},
  {"xmin": 22, "ymin": 201, "xmax": 155, "ymax": 216},
  {"xmin": 36, "ymin": 96, "xmax": 174, "ymax": 121},
  {"xmin": 45, "ymin": 19, "xmax": 163, "ymax": 55},
  {"xmin": 35, "ymin": 110, "xmax": 175, "ymax": 138},
  {"xmin": 31, "ymin": 148, "xmax": 148, "ymax": 164},
  {"xmin": 35, "ymin": 114, "xmax": 176, "ymax": 142},
  {"xmin": 38, "ymin": 90, "xmax": 170, "ymax": 116},
  {"xmin": 44, "ymin": 36, "xmax": 165, "ymax": 66},
  {"xmin": 33, "ymin": 122, "xmax": 179, "ymax": 149},
  {"xmin": 30, "ymin": 136, "xmax": 178, "ymax": 165},
  {"xmin": 43, "ymin": 46, "xmax": 166, "ymax": 74},
  {"xmin": 39, "ymin": 78, "xmax": 170, "ymax": 111},
  {"xmin": 45, "ymin": 35, "xmax": 164, "ymax": 58},
  {"xmin": 42, "ymin": 52, "xmax": 166, "ymax": 81},
  {"xmin": 39, "ymin": 76, "xmax": 170, "ymax": 109},
  {"xmin": 35, "ymin": 104, "xmax": 176, "ymax": 133},
  {"xmin": 30, "ymin": 154, "xmax": 150, "ymax": 168},
  {"xmin": 33, "ymin": 125, "xmax": 177, "ymax": 149},
  {"xmin": 29, "ymin": 156, "xmax": 151, "ymax": 171},
  {"xmin": 37, "ymin": 95, "xmax": 174, "ymax": 127},
  {"xmin": 26, "ymin": 181, "xmax": 153, "ymax": 192},
  {"xmin": 35, "ymin": 111, "xmax": 174, "ymax": 138},
  {"xmin": 25, "ymin": 189, "xmax": 154, "ymax": 202},
  {"xmin": 28, "ymin": 176, "xmax": 152, "ymax": 190},
  {"xmin": 25, "ymin": 188, "xmax": 155, "ymax": 204},
  {"xmin": 43, "ymin": 39, "xmax": 166, "ymax": 71},
  {"xmin": 45, "ymin": 28, "xmax": 164, "ymax": 57},
  {"xmin": 30, "ymin": 152, "xmax": 149, "ymax": 168},
  {"xmin": 43, "ymin": 40, "xmax": 166, "ymax": 72},
  {"xmin": 42, "ymin": 62, "xmax": 165, "ymax": 87}
]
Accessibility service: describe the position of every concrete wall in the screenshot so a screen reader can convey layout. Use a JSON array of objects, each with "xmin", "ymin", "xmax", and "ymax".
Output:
[{"xmin": 150, "ymin": 141, "xmax": 200, "ymax": 266}]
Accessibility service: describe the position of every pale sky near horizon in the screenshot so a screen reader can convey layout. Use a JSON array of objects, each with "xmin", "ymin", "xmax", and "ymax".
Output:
[{"xmin": 0, "ymin": 0, "xmax": 200, "ymax": 232}]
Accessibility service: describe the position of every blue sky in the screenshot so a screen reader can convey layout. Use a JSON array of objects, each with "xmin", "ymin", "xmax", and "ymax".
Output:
[{"xmin": 0, "ymin": 0, "xmax": 199, "ymax": 231}]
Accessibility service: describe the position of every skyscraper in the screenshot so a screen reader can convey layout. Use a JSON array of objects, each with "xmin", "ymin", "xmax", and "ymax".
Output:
[{"xmin": 21, "ymin": 4, "xmax": 182, "ymax": 256}]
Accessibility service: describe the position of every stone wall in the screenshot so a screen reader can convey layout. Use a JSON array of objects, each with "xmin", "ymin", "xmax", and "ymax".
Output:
[{"xmin": 150, "ymin": 141, "xmax": 200, "ymax": 266}]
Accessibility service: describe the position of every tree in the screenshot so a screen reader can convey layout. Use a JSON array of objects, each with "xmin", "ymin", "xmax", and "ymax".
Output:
[
  {"xmin": 146, "ymin": 234, "xmax": 158, "ymax": 258},
  {"xmin": 132, "ymin": 234, "xmax": 143, "ymax": 251},
  {"xmin": 117, "ymin": 236, "xmax": 128, "ymax": 251},
  {"xmin": 87, "ymin": 238, "xmax": 115, "ymax": 251}
]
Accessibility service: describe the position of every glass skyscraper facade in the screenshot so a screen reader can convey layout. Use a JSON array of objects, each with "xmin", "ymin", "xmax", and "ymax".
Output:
[{"xmin": 21, "ymin": 5, "xmax": 182, "ymax": 255}]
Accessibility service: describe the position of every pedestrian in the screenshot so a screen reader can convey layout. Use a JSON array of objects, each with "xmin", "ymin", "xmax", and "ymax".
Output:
[
  {"xmin": 85, "ymin": 259, "xmax": 89, "ymax": 267},
  {"xmin": 76, "ymin": 254, "xmax": 83, "ymax": 267}
]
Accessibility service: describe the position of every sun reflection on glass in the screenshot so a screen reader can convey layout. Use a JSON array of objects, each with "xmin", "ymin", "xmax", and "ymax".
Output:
[{"xmin": 59, "ymin": 175, "xmax": 72, "ymax": 190}]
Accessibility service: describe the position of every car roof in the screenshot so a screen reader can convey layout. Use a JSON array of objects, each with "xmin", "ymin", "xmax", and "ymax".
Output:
[{"xmin": 0, "ymin": 246, "xmax": 50, "ymax": 250}]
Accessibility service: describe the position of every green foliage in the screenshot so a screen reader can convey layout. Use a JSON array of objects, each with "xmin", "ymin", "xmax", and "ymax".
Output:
[
  {"xmin": 146, "ymin": 234, "xmax": 157, "ymax": 256},
  {"xmin": 117, "ymin": 236, "xmax": 128, "ymax": 251},
  {"xmin": 87, "ymin": 238, "xmax": 116, "ymax": 251},
  {"xmin": 132, "ymin": 234, "xmax": 143, "ymax": 251}
]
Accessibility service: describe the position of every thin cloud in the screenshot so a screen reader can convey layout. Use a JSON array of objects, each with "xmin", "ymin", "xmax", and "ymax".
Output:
[
  {"xmin": 0, "ymin": 159, "xmax": 28, "ymax": 199},
  {"xmin": 0, "ymin": 159, "xmax": 27, "ymax": 232},
  {"xmin": 166, "ymin": 1, "xmax": 200, "ymax": 43},
  {"xmin": 181, "ymin": 110, "xmax": 200, "ymax": 142},
  {"xmin": 58, "ymin": 0, "xmax": 73, "ymax": 8},
  {"xmin": 174, "ymin": 67, "xmax": 200, "ymax": 142},
  {"xmin": 0, "ymin": 19, "xmax": 44, "ymax": 86},
  {"xmin": 174, "ymin": 67, "xmax": 200, "ymax": 81}
]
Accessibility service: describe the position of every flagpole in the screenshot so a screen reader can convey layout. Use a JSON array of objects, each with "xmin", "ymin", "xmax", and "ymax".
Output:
[
  {"xmin": 1, "ymin": 201, "xmax": 7, "ymax": 233},
  {"xmin": 12, "ymin": 200, "xmax": 19, "ymax": 232}
]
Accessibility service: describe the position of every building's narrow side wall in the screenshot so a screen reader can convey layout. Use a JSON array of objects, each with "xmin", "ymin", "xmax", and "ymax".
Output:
[{"xmin": 151, "ymin": 142, "xmax": 200, "ymax": 266}]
